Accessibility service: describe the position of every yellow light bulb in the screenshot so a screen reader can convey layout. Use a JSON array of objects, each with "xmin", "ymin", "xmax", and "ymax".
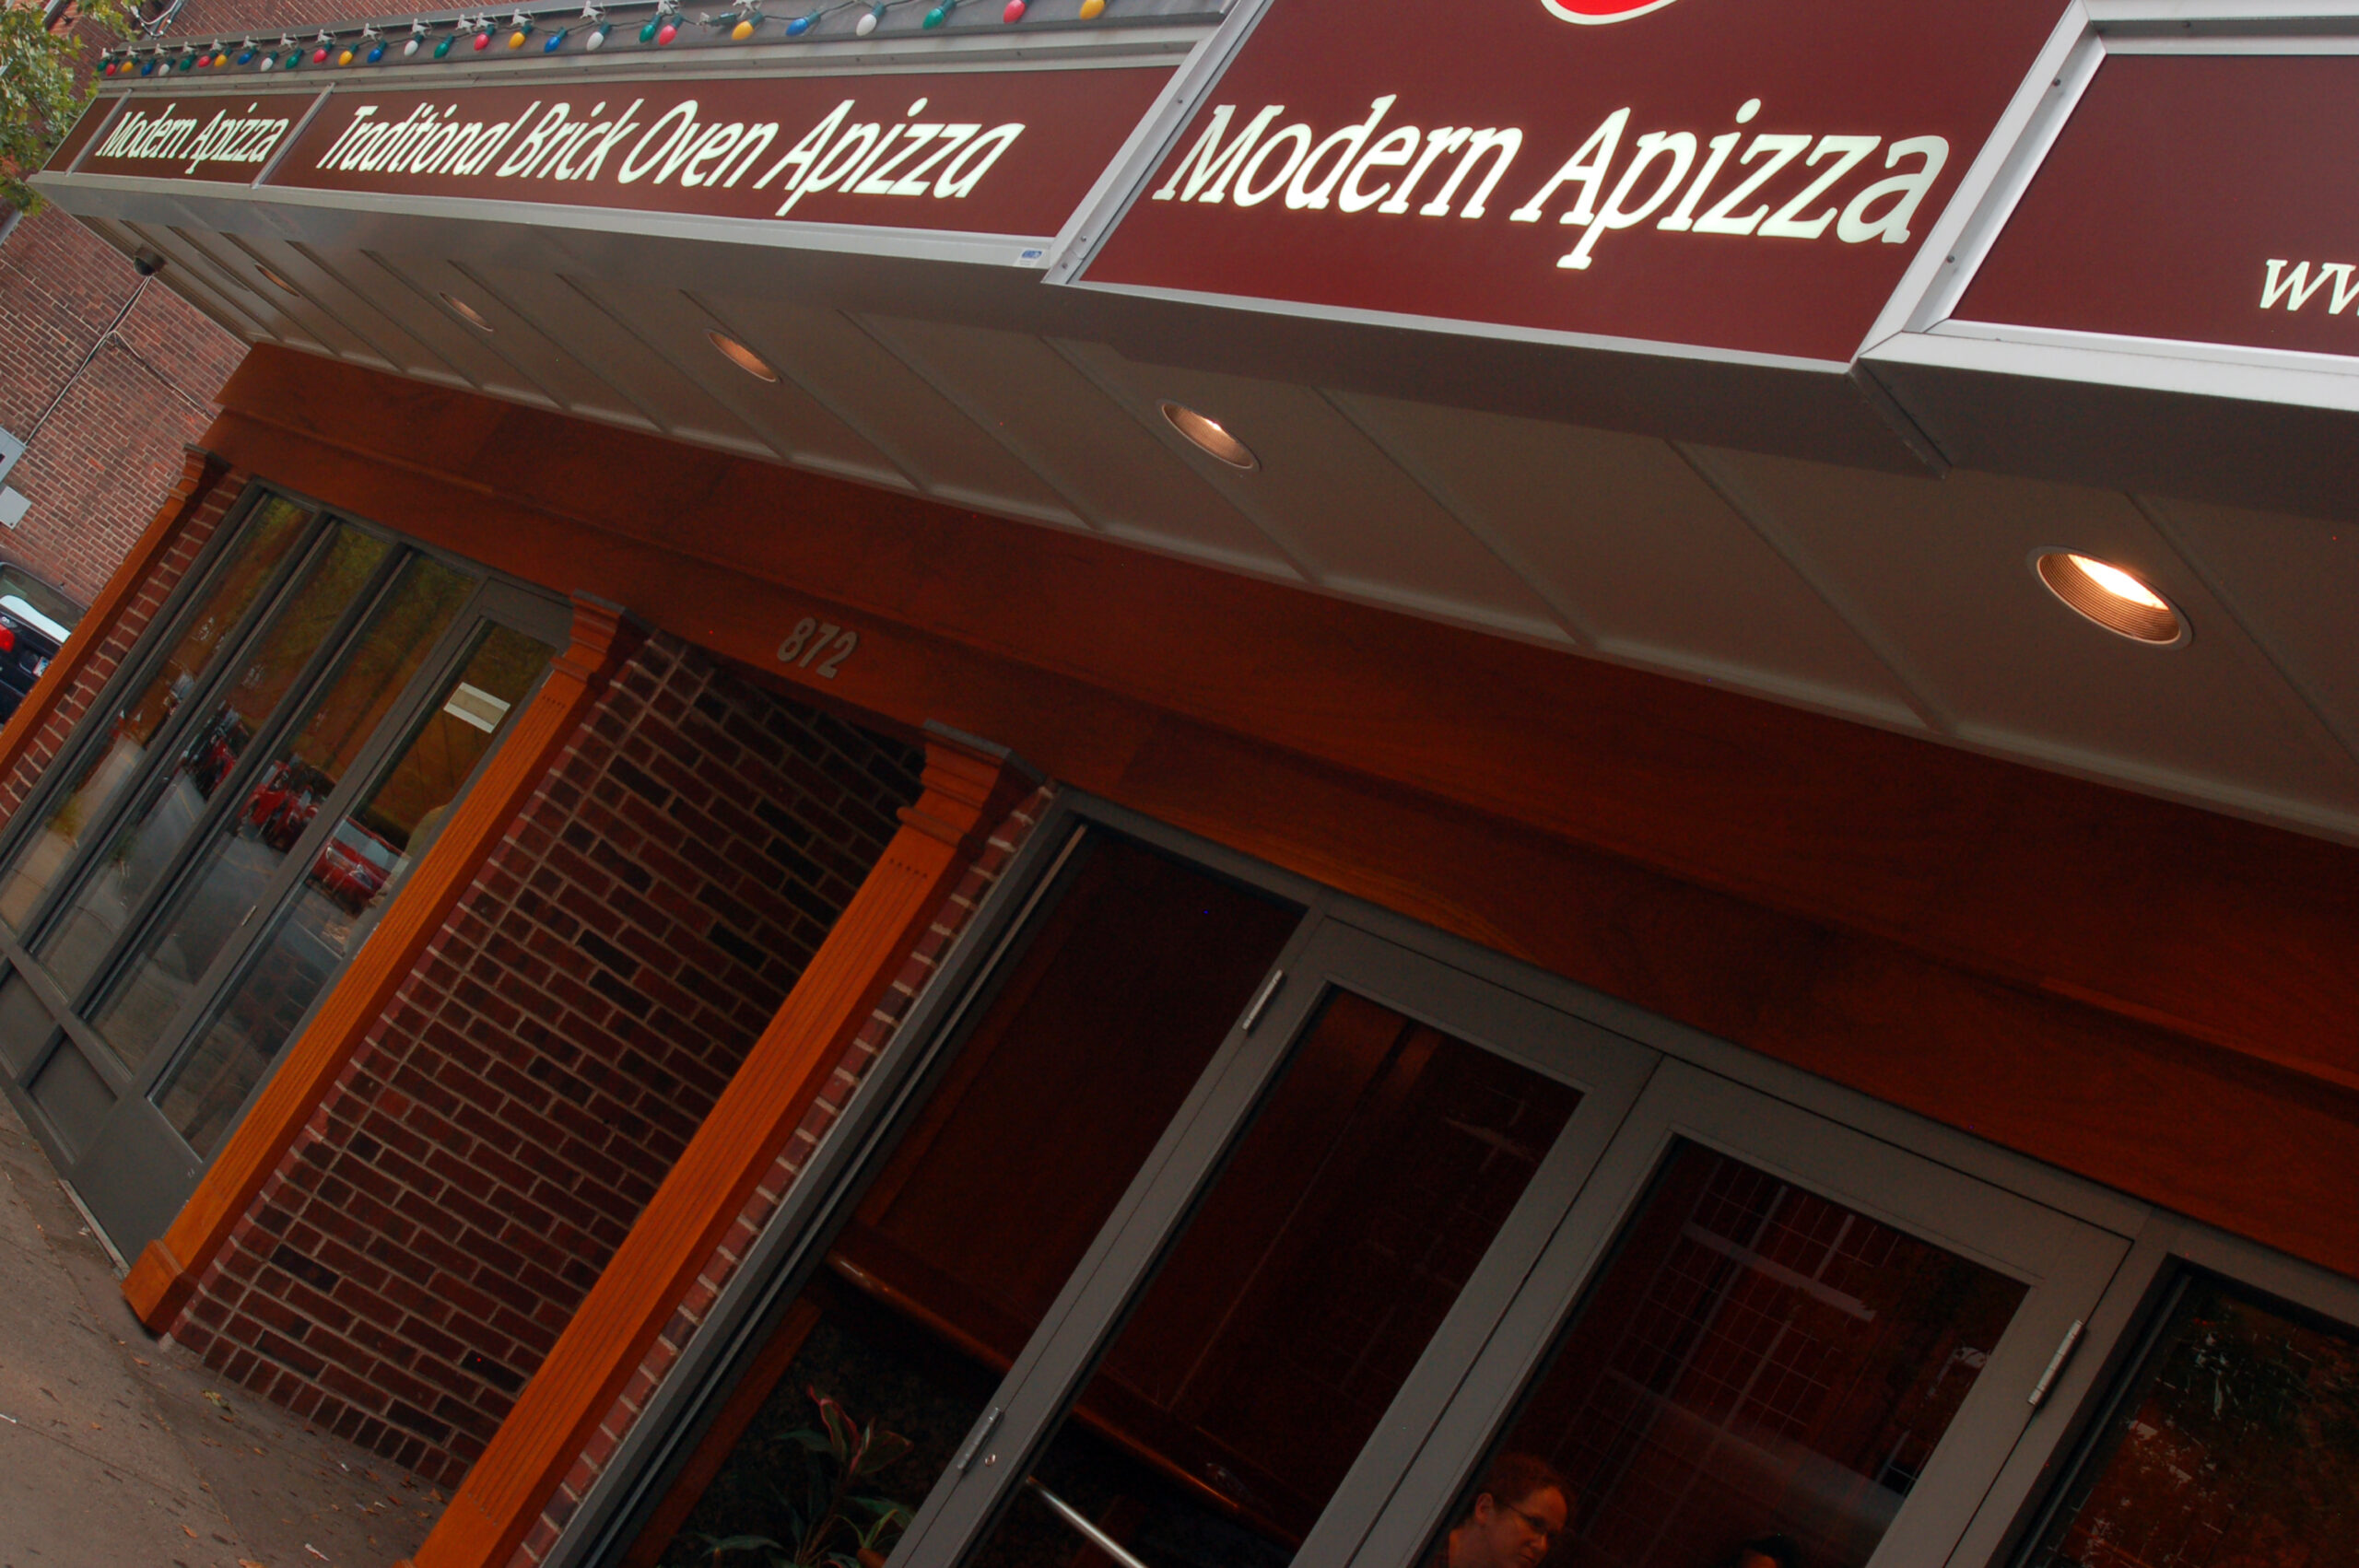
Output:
[{"xmin": 2067, "ymin": 554, "xmax": 2169, "ymax": 611}]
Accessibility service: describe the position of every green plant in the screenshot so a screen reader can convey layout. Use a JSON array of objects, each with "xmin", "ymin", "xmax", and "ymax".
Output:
[
  {"xmin": 700, "ymin": 1388, "xmax": 914, "ymax": 1568},
  {"xmin": 3, "ymin": 0, "xmax": 135, "ymax": 214}
]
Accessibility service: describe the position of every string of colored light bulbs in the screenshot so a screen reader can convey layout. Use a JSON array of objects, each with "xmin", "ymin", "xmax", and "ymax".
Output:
[{"xmin": 100, "ymin": 0, "xmax": 1108, "ymax": 73}]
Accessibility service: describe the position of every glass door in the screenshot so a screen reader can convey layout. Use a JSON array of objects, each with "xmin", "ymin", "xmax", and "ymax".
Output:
[
  {"xmin": 0, "ymin": 490, "xmax": 565, "ymax": 1256},
  {"xmin": 891, "ymin": 918, "xmax": 1660, "ymax": 1568},
  {"xmin": 615, "ymin": 880, "xmax": 1660, "ymax": 1568},
  {"xmin": 1344, "ymin": 1059, "xmax": 2132, "ymax": 1568}
]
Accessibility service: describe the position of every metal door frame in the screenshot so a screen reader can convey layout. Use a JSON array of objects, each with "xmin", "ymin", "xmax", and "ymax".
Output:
[
  {"xmin": 889, "ymin": 912, "xmax": 1663, "ymax": 1568},
  {"xmin": 1344, "ymin": 1056, "xmax": 2137, "ymax": 1568}
]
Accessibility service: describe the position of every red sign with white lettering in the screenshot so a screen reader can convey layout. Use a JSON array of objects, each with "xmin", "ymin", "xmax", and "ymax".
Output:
[
  {"xmin": 46, "ymin": 94, "xmax": 131, "ymax": 171},
  {"xmin": 1956, "ymin": 54, "xmax": 2359, "ymax": 361},
  {"xmin": 1081, "ymin": 0, "xmax": 2068, "ymax": 364},
  {"xmin": 70, "ymin": 92, "xmax": 321, "ymax": 182},
  {"xmin": 266, "ymin": 67, "xmax": 1170, "ymax": 238}
]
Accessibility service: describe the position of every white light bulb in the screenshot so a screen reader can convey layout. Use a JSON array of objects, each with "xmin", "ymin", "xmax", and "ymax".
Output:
[
  {"xmin": 2068, "ymin": 555, "xmax": 2169, "ymax": 611},
  {"xmin": 855, "ymin": 6, "xmax": 878, "ymax": 31}
]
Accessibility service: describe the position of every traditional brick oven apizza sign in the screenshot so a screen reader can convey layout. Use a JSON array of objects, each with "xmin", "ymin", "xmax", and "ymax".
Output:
[
  {"xmin": 265, "ymin": 66, "xmax": 1171, "ymax": 239},
  {"xmin": 1078, "ymin": 0, "xmax": 2071, "ymax": 364},
  {"xmin": 1954, "ymin": 54, "xmax": 2359, "ymax": 363}
]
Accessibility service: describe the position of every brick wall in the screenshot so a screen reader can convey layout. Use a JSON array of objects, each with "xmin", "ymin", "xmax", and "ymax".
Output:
[
  {"xmin": 0, "ymin": 207, "xmax": 246, "ymax": 607},
  {"xmin": 0, "ymin": 459, "xmax": 242, "ymax": 824},
  {"xmin": 166, "ymin": 632, "xmax": 927, "ymax": 1484},
  {"xmin": 514, "ymin": 784, "xmax": 1055, "ymax": 1568}
]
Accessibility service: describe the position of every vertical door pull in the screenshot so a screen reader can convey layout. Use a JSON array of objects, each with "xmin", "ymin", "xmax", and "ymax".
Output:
[
  {"xmin": 952, "ymin": 1404, "xmax": 1002, "ymax": 1474},
  {"xmin": 2027, "ymin": 1318, "xmax": 2085, "ymax": 1408},
  {"xmin": 1239, "ymin": 969, "xmax": 1284, "ymax": 1035}
]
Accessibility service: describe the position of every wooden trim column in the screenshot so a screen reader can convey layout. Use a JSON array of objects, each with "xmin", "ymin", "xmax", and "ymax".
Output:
[
  {"xmin": 0, "ymin": 446, "xmax": 227, "ymax": 805},
  {"xmin": 407, "ymin": 734, "xmax": 1034, "ymax": 1568},
  {"xmin": 123, "ymin": 594, "xmax": 644, "ymax": 1329}
]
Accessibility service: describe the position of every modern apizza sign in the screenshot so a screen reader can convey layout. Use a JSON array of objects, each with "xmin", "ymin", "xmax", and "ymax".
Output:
[
  {"xmin": 266, "ymin": 67, "xmax": 1170, "ymax": 239},
  {"xmin": 1077, "ymin": 0, "xmax": 2071, "ymax": 364},
  {"xmin": 60, "ymin": 93, "xmax": 319, "ymax": 181}
]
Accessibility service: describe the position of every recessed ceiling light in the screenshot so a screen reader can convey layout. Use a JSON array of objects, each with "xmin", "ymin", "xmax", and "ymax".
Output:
[
  {"xmin": 256, "ymin": 263, "xmax": 301, "ymax": 297},
  {"xmin": 2033, "ymin": 549, "xmax": 2189, "ymax": 646},
  {"xmin": 439, "ymin": 291, "xmax": 494, "ymax": 332},
  {"xmin": 707, "ymin": 328, "xmax": 778, "ymax": 383},
  {"xmin": 1160, "ymin": 400, "xmax": 1256, "ymax": 470}
]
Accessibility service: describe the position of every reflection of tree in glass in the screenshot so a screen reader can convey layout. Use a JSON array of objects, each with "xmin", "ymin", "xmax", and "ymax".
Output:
[
  {"xmin": 2044, "ymin": 1279, "xmax": 2359, "ymax": 1568},
  {"xmin": 17, "ymin": 499, "xmax": 311, "ymax": 877},
  {"xmin": 349, "ymin": 623, "xmax": 551, "ymax": 858},
  {"xmin": 278, "ymin": 557, "xmax": 472, "ymax": 794}
]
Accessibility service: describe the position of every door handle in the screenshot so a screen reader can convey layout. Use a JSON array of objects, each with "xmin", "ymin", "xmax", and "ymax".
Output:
[{"xmin": 1024, "ymin": 1477, "xmax": 1153, "ymax": 1568}]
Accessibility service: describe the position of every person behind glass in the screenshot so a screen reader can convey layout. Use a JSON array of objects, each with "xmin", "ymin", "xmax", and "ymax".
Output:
[
  {"xmin": 1725, "ymin": 1535, "xmax": 1800, "ymax": 1568},
  {"xmin": 1438, "ymin": 1454, "xmax": 1572, "ymax": 1568}
]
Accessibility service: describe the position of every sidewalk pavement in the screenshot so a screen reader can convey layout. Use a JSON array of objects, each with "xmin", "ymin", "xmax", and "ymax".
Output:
[{"xmin": 0, "ymin": 1094, "xmax": 439, "ymax": 1568}]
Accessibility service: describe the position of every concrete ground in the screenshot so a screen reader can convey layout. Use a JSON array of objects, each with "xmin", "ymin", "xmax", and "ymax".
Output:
[{"xmin": 0, "ymin": 1095, "xmax": 440, "ymax": 1568}]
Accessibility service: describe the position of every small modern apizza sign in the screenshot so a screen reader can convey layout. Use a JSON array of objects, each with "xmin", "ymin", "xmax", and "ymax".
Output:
[
  {"xmin": 70, "ymin": 94, "xmax": 318, "ymax": 181},
  {"xmin": 268, "ymin": 67, "xmax": 1171, "ymax": 240},
  {"xmin": 1083, "ymin": 0, "xmax": 2071, "ymax": 363}
]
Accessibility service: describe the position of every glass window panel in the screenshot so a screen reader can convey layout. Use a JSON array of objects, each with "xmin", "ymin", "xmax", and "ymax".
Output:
[
  {"xmin": 964, "ymin": 989, "xmax": 1584, "ymax": 1568},
  {"xmin": 31, "ymin": 525, "xmax": 392, "ymax": 1005},
  {"xmin": 156, "ymin": 620, "xmax": 555, "ymax": 1157},
  {"xmin": 0, "ymin": 497, "xmax": 312, "ymax": 932},
  {"xmin": 2024, "ymin": 1276, "xmax": 2359, "ymax": 1568},
  {"xmin": 81, "ymin": 552, "xmax": 472, "ymax": 1074},
  {"xmin": 1439, "ymin": 1141, "xmax": 2027, "ymax": 1568},
  {"xmin": 633, "ymin": 835, "xmax": 1301, "ymax": 1568}
]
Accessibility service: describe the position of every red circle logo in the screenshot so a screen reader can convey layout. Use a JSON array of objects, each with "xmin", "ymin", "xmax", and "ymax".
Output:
[{"xmin": 1540, "ymin": 0, "xmax": 1679, "ymax": 21}]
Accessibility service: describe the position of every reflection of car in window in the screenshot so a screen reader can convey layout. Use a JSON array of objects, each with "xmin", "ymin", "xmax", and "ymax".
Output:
[
  {"xmin": 244, "ymin": 760, "xmax": 327, "ymax": 851},
  {"xmin": 0, "ymin": 591, "xmax": 76, "ymax": 725},
  {"xmin": 310, "ymin": 819, "xmax": 402, "ymax": 913}
]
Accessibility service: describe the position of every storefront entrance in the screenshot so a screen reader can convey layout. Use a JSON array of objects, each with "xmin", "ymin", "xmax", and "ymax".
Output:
[
  {"xmin": 566, "ymin": 809, "xmax": 2130, "ymax": 1568},
  {"xmin": 0, "ymin": 489, "xmax": 566, "ymax": 1256}
]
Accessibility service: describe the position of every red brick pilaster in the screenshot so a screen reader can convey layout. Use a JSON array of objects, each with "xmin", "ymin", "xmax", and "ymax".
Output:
[{"xmin": 409, "ymin": 739, "xmax": 1039, "ymax": 1568}]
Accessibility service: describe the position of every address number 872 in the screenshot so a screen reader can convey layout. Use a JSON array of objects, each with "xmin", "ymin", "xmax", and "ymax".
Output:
[{"xmin": 778, "ymin": 616, "xmax": 858, "ymax": 679}]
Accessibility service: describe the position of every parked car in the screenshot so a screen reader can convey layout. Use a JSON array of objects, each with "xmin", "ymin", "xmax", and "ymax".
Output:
[{"xmin": 0, "ymin": 591, "xmax": 76, "ymax": 724}]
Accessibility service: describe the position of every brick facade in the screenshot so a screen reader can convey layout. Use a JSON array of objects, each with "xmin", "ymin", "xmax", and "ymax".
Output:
[
  {"xmin": 1, "ymin": 0, "xmax": 363, "ymax": 612},
  {"xmin": 515, "ymin": 784, "xmax": 1055, "ymax": 1568},
  {"xmin": 0, "ymin": 206, "xmax": 244, "ymax": 607},
  {"xmin": 164, "ymin": 631, "xmax": 927, "ymax": 1484},
  {"xmin": 0, "ymin": 458, "xmax": 242, "ymax": 818}
]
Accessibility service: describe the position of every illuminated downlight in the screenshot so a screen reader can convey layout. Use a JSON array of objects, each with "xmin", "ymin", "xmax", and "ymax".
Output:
[
  {"xmin": 1159, "ymin": 401, "xmax": 1257, "ymax": 470},
  {"xmin": 2034, "ymin": 550, "xmax": 2188, "ymax": 646},
  {"xmin": 708, "ymin": 329, "xmax": 780, "ymax": 383},
  {"xmin": 256, "ymin": 263, "xmax": 302, "ymax": 297},
  {"xmin": 439, "ymin": 292, "xmax": 496, "ymax": 332}
]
